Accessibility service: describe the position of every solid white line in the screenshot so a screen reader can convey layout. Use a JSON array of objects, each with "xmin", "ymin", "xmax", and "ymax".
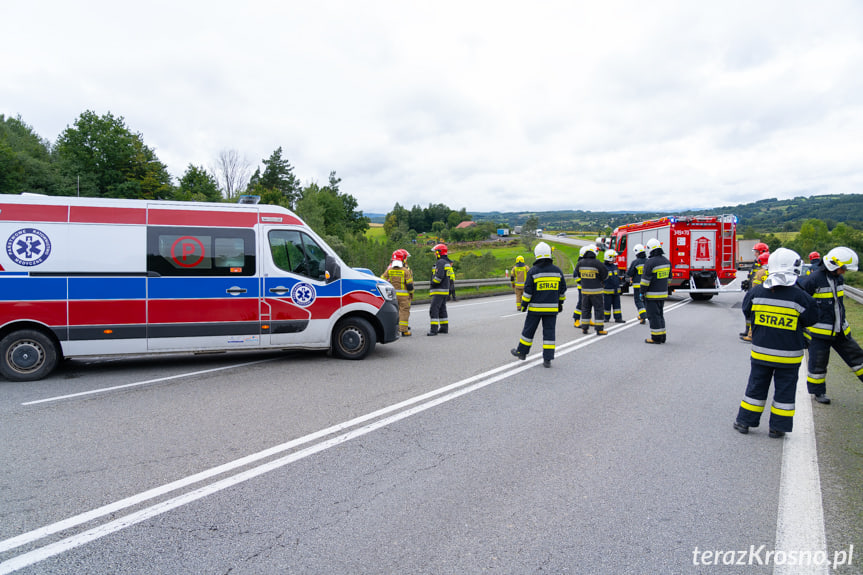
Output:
[
  {"xmin": 0, "ymin": 361, "xmax": 520, "ymax": 555},
  {"xmin": 0, "ymin": 299, "xmax": 693, "ymax": 572},
  {"xmin": 22, "ymin": 359, "xmax": 278, "ymax": 406},
  {"xmin": 773, "ymin": 363, "xmax": 828, "ymax": 575},
  {"xmin": 0, "ymin": 356, "xmax": 547, "ymax": 574}
]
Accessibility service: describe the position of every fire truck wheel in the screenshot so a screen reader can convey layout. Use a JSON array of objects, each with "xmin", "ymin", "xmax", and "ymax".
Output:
[
  {"xmin": 0, "ymin": 329, "xmax": 59, "ymax": 382},
  {"xmin": 690, "ymin": 293, "xmax": 714, "ymax": 301},
  {"xmin": 332, "ymin": 317, "xmax": 376, "ymax": 360}
]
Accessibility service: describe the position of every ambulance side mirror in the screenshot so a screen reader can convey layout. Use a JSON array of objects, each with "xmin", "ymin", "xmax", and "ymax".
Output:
[{"xmin": 325, "ymin": 254, "xmax": 341, "ymax": 283}]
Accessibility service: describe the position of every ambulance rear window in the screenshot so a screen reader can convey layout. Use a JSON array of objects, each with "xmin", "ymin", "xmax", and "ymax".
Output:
[{"xmin": 147, "ymin": 227, "xmax": 255, "ymax": 276}]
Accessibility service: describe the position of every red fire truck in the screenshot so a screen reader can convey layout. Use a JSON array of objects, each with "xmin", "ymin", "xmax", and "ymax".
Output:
[{"xmin": 609, "ymin": 215, "xmax": 738, "ymax": 301}]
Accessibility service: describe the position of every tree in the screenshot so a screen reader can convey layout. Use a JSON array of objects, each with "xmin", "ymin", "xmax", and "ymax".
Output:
[
  {"xmin": 0, "ymin": 114, "xmax": 57, "ymax": 195},
  {"xmin": 294, "ymin": 176, "xmax": 369, "ymax": 241},
  {"xmin": 256, "ymin": 147, "xmax": 301, "ymax": 209},
  {"xmin": 214, "ymin": 148, "xmax": 251, "ymax": 200},
  {"xmin": 522, "ymin": 215, "xmax": 539, "ymax": 250},
  {"xmin": 175, "ymin": 164, "xmax": 222, "ymax": 202},
  {"xmin": 54, "ymin": 110, "xmax": 172, "ymax": 199}
]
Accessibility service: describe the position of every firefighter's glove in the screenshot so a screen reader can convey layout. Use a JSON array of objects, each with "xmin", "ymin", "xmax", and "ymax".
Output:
[
  {"xmin": 558, "ymin": 303, "xmax": 564, "ymax": 313},
  {"xmin": 520, "ymin": 303, "xmax": 528, "ymax": 312},
  {"xmin": 740, "ymin": 279, "xmax": 751, "ymax": 291}
]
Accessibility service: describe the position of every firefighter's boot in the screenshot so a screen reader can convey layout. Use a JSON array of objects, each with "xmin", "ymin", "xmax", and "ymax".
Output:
[
  {"xmin": 597, "ymin": 329, "xmax": 608, "ymax": 336},
  {"xmin": 511, "ymin": 348, "xmax": 526, "ymax": 360}
]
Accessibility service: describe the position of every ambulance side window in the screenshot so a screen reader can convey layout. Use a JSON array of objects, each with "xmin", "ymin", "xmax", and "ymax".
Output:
[
  {"xmin": 268, "ymin": 230, "xmax": 328, "ymax": 281},
  {"xmin": 147, "ymin": 227, "xmax": 255, "ymax": 276}
]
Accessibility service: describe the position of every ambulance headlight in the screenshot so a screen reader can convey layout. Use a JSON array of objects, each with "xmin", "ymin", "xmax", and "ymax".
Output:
[{"xmin": 377, "ymin": 282, "xmax": 395, "ymax": 301}]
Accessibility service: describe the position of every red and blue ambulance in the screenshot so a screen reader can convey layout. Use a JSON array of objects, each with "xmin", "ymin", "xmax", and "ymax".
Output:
[{"xmin": 0, "ymin": 194, "xmax": 400, "ymax": 381}]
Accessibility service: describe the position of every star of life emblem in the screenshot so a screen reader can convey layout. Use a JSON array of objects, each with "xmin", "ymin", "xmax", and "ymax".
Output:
[
  {"xmin": 290, "ymin": 282, "xmax": 316, "ymax": 307},
  {"xmin": 6, "ymin": 228, "xmax": 52, "ymax": 267}
]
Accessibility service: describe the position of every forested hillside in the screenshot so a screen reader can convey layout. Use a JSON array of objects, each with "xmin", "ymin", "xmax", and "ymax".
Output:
[{"xmin": 473, "ymin": 194, "xmax": 863, "ymax": 232}]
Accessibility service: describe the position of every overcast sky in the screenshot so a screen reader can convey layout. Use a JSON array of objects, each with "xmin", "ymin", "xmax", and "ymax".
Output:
[{"xmin": 4, "ymin": 1, "xmax": 862, "ymax": 214}]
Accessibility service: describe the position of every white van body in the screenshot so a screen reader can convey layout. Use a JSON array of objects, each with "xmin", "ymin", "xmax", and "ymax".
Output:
[{"xmin": 0, "ymin": 194, "xmax": 400, "ymax": 381}]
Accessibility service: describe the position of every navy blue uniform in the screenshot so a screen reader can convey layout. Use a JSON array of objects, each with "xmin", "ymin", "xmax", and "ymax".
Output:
[
  {"xmin": 428, "ymin": 256, "xmax": 452, "ymax": 335},
  {"xmin": 514, "ymin": 259, "xmax": 567, "ymax": 362},
  {"xmin": 626, "ymin": 254, "xmax": 646, "ymax": 322},
  {"xmin": 736, "ymin": 282, "xmax": 817, "ymax": 432},
  {"xmin": 574, "ymin": 254, "xmax": 607, "ymax": 333},
  {"xmin": 641, "ymin": 249, "xmax": 671, "ymax": 343},
  {"xmin": 603, "ymin": 260, "xmax": 623, "ymax": 322},
  {"xmin": 800, "ymin": 265, "xmax": 863, "ymax": 395}
]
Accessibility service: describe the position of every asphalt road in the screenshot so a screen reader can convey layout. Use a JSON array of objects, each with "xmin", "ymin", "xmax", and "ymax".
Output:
[{"xmin": 0, "ymin": 286, "xmax": 859, "ymax": 574}]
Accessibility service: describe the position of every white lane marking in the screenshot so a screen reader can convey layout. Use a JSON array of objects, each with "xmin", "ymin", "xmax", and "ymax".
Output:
[
  {"xmin": 773, "ymin": 363, "xmax": 828, "ymax": 575},
  {"xmin": 0, "ymin": 297, "xmax": 692, "ymax": 572},
  {"xmin": 22, "ymin": 359, "xmax": 278, "ymax": 406}
]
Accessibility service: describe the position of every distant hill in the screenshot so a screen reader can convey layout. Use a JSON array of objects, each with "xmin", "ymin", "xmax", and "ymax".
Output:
[{"xmin": 469, "ymin": 194, "xmax": 863, "ymax": 232}]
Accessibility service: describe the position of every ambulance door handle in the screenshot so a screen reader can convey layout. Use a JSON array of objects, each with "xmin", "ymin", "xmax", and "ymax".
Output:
[
  {"xmin": 269, "ymin": 286, "xmax": 290, "ymax": 295},
  {"xmin": 226, "ymin": 287, "xmax": 247, "ymax": 296}
]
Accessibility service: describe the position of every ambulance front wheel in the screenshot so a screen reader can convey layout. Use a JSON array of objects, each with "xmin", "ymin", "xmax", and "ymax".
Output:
[
  {"xmin": 0, "ymin": 329, "xmax": 59, "ymax": 382},
  {"xmin": 332, "ymin": 317, "xmax": 376, "ymax": 360}
]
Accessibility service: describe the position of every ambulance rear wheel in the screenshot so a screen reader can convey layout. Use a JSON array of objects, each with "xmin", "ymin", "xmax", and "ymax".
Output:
[
  {"xmin": 0, "ymin": 329, "xmax": 59, "ymax": 382},
  {"xmin": 332, "ymin": 317, "xmax": 376, "ymax": 360}
]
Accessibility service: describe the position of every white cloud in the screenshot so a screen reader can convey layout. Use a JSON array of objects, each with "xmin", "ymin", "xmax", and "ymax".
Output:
[{"xmin": 3, "ymin": 0, "xmax": 862, "ymax": 215}]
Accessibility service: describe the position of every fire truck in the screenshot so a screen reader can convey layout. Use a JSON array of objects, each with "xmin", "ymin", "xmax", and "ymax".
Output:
[{"xmin": 609, "ymin": 214, "xmax": 738, "ymax": 301}]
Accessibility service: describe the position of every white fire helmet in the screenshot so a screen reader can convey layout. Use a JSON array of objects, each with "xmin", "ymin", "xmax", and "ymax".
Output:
[
  {"xmin": 604, "ymin": 249, "xmax": 618, "ymax": 263},
  {"xmin": 767, "ymin": 247, "xmax": 802, "ymax": 276},
  {"xmin": 633, "ymin": 243, "xmax": 645, "ymax": 256},
  {"xmin": 824, "ymin": 247, "xmax": 859, "ymax": 272},
  {"xmin": 579, "ymin": 244, "xmax": 597, "ymax": 258},
  {"xmin": 534, "ymin": 242, "xmax": 552, "ymax": 260},
  {"xmin": 645, "ymin": 238, "xmax": 663, "ymax": 253}
]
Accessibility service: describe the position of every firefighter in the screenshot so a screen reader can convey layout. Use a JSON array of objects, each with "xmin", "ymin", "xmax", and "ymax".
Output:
[
  {"xmin": 806, "ymin": 251, "xmax": 821, "ymax": 275},
  {"xmin": 740, "ymin": 251, "xmax": 770, "ymax": 342},
  {"xmin": 734, "ymin": 248, "xmax": 818, "ymax": 437},
  {"xmin": 510, "ymin": 255, "xmax": 528, "ymax": 311},
  {"xmin": 572, "ymin": 254, "xmax": 583, "ymax": 327},
  {"xmin": 427, "ymin": 243, "xmax": 453, "ymax": 336},
  {"xmin": 574, "ymin": 244, "xmax": 608, "ymax": 335},
  {"xmin": 809, "ymin": 251, "xmax": 821, "ymax": 266},
  {"xmin": 641, "ymin": 238, "xmax": 671, "ymax": 344},
  {"xmin": 381, "ymin": 249, "xmax": 414, "ymax": 336},
  {"xmin": 448, "ymin": 262, "xmax": 457, "ymax": 301},
  {"xmin": 800, "ymin": 246, "xmax": 863, "ymax": 404},
  {"xmin": 602, "ymin": 249, "xmax": 624, "ymax": 323},
  {"xmin": 511, "ymin": 242, "xmax": 567, "ymax": 367},
  {"xmin": 626, "ymin": 243, "xmax": 647, "ymax": 324}
]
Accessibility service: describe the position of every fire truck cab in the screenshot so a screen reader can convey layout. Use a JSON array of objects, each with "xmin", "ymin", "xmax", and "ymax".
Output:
[{"xmin": 610, "ymin": 215, "xmax": 738, "ymax": 301}]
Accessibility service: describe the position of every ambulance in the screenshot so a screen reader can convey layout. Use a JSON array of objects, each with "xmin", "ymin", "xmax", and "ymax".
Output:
[
  {"xmin": 609, "ymin": 214, "xmax": 738, "ymax": 301},
  {"xmin": 0, "ymin": 194, "xmax": 400, "ymax": 381}
]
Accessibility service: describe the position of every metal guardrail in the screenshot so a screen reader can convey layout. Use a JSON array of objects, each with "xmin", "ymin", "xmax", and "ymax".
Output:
[
  {"xmin": 845, "ymin": 285, "xmax": 863, "ymax": 304},
  {"xmin": 413, "ymin": 278, "xmax": 511, "ymax": 290}
]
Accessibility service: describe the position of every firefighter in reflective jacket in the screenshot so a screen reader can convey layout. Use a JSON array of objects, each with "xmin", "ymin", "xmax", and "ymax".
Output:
[
  {"xmin": 641, "ymin": 238, "xmax": 671, "ymax": 344},
  {"xmin": 734, "ymin": 248, "xmax": 818, "ymax": 437},
  {"xmin": 381, "ymin": 249, "xmax": 414, "ymax": 336},
  {"xmin": 572, "ymin": 255, "xmax": 583, "ymax": 327},
  {"xmin": 427, "ymin": 243, "xmax": 453, "ymax": 336},
  {"xmin": 602, "ymin": 249, "xmax": 624, "ymax": 323},
  {"xmin": 510, "ymin": 255, "xmax": 528, "ymax": 311},
  {"xmin": 574, "ymin": 245, "xmax": 608, "ymax": 335},
  {"xmin": 511, "ymin": 242, "xmax": 567, "ymax": 367},
  {"xmin": 626, "ymin": 244, "xmax": 647, "ymax": 324},
  {"xmin": 741, "ymin": 251, "xmax": 770, "ymax": 341},
  {"xmin": 799, "ymin": 246, "xmax": 863, "ymax": 404}
]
